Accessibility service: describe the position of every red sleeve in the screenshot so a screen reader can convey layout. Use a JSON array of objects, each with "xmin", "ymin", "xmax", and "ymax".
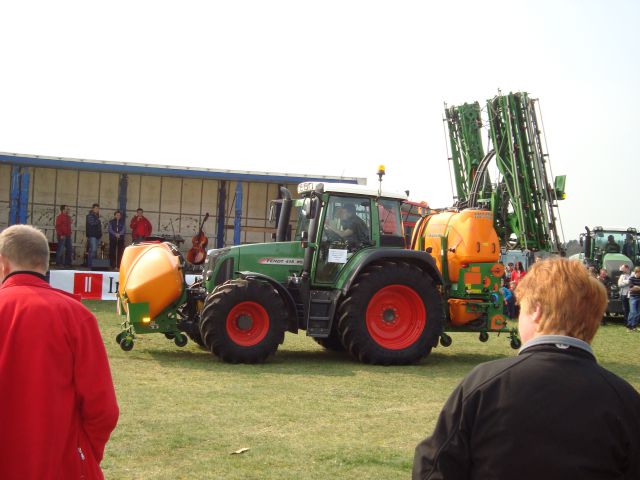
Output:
[
  {"xmin": 144, "ymin": 218, "xmax": 152, "ymax": 236},
  {"xmin": 68, "ymin": 309, "xmax": 119, "ymax": 462},
  {"xmin": 129, "ymin": 217, "xmax": 137, "ymax": 229}
]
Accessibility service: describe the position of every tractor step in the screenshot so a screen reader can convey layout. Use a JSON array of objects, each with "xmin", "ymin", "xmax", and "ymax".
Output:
[{"xmin": 306, "ymin": 290, "xmax": 339, "ymax": 337}]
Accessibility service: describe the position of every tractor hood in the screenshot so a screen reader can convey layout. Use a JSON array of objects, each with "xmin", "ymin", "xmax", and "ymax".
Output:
[{"xmin": 602, "ymin": 253, "xmax": 633, "ymax": 276}]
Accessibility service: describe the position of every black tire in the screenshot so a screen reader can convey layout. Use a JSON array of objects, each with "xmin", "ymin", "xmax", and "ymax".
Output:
[
  {"xmin": 313, "ymin": 325, "xmax": 346, "ymax": 352},
  {"xmin": 186, "ymin": 326, "xmax": 206, "ymax": 348},
  {"xmin": 199, "ymin": 279, "xmax": 287, "ymax": 363},
  {"xmin": 116, "ymin": 331, "xmax": 126, "ymax": 345},
  {"xmin": 479, "ymin": 331, "xmax": 489, "ymax": 342},
  {"xmin": 174, "ymin": 334, "xmax": 188, "ymax": 347},
  {"xmin": 164, "ymin": 332, "xmax": 175, "ymax": 340},
  {"xmin": 177, "ymin": 301, "xmax": 207, "ymax": 348},
  {"xmin": 337, "ymin": 261, "xmax": 443, "ymax": 365},
  {"xmin": 120, "ymin": 337, "xmax": 134, "ymax": 351}
]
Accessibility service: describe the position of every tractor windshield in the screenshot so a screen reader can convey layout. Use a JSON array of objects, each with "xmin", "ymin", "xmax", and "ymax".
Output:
[
  {"xmin": 593, "ymin": 231, "xmax": 628, "ymax": 255},
  {"xmin": 314, "ymin": 196, "xmax": 372, "ymax": 284}
]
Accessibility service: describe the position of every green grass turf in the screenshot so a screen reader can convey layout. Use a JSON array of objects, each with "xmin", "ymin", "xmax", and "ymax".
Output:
[{"xmin": 87, "ymin": 301, "xmax": 639, "ymax": 479}]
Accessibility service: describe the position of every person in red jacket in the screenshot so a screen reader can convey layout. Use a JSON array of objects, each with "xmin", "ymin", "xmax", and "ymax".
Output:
[
  {"xmin": 0, "ymin": 224, "xmax": 119, "ymax": 480},
  {"xmin": 509, "ymin": 260, "xmax": 526, "ymax": 286},
  {"xmin": 55, "ymin": 204, "xmax": 73, "ymax": 267},
  {"xmin": 130, "ymin": 207, "xmax": 152, "ymax": 242}
]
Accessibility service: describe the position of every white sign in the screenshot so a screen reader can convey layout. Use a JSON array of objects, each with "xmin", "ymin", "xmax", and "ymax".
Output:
[
  {"xmin": 49, "ymin": 270, "xmax": 200, "ymax": 301},
  {"xmin": 327, "ymin": 249, "xmax": 348, "ymax": 264}
]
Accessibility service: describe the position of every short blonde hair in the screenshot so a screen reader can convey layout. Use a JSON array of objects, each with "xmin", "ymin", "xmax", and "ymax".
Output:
[
  {"xmin": 515, "ymin": 258, "xmax": 606, "ymax": 343},
  {"xmin": 0, "ymin": 224, "xmax": 50, "ymax": 272}
]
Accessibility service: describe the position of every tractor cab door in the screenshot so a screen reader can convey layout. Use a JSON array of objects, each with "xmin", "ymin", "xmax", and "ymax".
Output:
[{"xmin": 313, "ymin": 195, "xmax": 372, "ymax": 284}]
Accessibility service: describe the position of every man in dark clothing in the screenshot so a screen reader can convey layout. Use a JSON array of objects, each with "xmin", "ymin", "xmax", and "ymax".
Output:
[
  {"xmin": 604, "ymin": 234, "xmax": 621, "ymax": 253},
  {"xmin": 324, "ymin": 203, "xmax": 369, "ymax": 246},
  {"xmin": 413, "ymin": 258, "xmax": 640, "ymax": 480},
  {"xmin": 108, "ymin": 210, "xmax": 126, "ymax": 269},
  {"xmin": 85, "ymin": 203, "xmax": 102, "ymax": 268},
  {"xmin": 622, "ymin": 235, "xmax": 635, "ymax": 259}
]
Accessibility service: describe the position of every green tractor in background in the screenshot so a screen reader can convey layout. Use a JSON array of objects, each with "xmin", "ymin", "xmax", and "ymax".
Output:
[
  {"xmin": 578, "ymin": 226, "xmax": 639, "ymax": 316},
  {"xmin": 118, "ymin": 176, "xmax": 445, "ymax": 365}
]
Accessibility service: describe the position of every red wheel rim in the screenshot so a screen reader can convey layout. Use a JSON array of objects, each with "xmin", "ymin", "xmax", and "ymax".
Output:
[
  {"xmin": 366, "ymin": 285, "xmax": 425, "ymax": 350},
  {"xmin": 226, "ymin": 301, "xmax": 270, "ymax": 346}
]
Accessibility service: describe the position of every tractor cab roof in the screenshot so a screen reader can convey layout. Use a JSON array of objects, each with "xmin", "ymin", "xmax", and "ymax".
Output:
[
  {"xmin": 297, "ymin": 181, "xmax": 407, "ymax": 201},
  {"xmin": 591, "ymin": 226, "xmax": 637, "ymax": 235}
]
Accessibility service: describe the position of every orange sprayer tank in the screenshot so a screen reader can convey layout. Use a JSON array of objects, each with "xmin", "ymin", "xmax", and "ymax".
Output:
[
  {"xmin": 415, "ymin": 209, "xmax": 500, "ymax": 283},
  {"xmin": 118, "ymin": 242, "xmax": 184, "ymax": 319}
]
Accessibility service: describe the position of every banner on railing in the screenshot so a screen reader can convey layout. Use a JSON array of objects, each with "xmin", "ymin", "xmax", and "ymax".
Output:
[{"xmin": 49, "ymin": 270, "xmax": 200, "ymax": 301}]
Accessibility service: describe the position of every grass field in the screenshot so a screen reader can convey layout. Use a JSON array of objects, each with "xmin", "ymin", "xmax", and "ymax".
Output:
[{"xmin": 90, "ymin": 301, "xmax": 640, "ymax": 479}]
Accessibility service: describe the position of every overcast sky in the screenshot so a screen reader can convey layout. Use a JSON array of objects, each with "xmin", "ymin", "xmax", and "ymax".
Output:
[{"xmin": 1, "ymin": 0, "xmax": 638, "ymax": 241}]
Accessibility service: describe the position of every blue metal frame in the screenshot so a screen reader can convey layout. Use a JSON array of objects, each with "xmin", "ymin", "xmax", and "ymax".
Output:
[
  {"xmin": 216, "ymin": 181, "xmax": 227, "ymax": 248},
  {"xmin": 9, "ymin": 166, "xmax": 29, "ymax": 225},
  {"xmin": 118, "ymin": 174, "xmax": 128, "ymax": 222},
  {"xmin": 233, "ymin": 183, "xmax": 243, "ymax": 245},
  {"xmin": 0, "ymin": 153, "xmax": 361, "ymax": 185}
]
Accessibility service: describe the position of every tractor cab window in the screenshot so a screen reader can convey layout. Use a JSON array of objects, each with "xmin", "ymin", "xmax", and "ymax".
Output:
[
  {"xmin": 377, "ymin": 199, "xmax": 405, "ymax": 247},
  {"xmin": 594, "ymin": 232, "xmax": 626, "ymax": 255},
  {"xmin": 321, "ymin": 196, "xmax": 371, "ymax": 247},
  {"xmin": 315, "ymin": 196, "xmax": 371, "ymax": 283}
]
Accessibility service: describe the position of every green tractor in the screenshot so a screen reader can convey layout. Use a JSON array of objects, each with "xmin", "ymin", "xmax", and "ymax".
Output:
[
  {"xmin": 578, "ymin": 226, "xmax": 639, "ymax": 315},
  {"xmin": 117, "ymin": 179, "xmax": 445, "ymax": 365}
]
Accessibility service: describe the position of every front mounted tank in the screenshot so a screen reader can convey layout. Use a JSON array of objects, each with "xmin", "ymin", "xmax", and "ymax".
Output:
[{"xmin": 116, "ymin": 241, "xmax": 190, "ymax": 350}]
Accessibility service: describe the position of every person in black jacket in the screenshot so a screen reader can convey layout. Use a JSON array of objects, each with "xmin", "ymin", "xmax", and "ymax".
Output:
[
  {"xmin": 85, "ymin": 203, "xmax": 102, "ymax": 268},
  {"xmin": 413, "ymin": 257, "xmax": 640, "ymax": 480},
  {"xmin": 108, "ymin": 210, "xmax": 125, "ymax": 269}
]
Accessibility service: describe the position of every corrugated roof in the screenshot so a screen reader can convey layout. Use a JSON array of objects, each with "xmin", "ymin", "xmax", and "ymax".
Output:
[{"xmin": 0, "ymin": 152, "xmax": 365, "ymax": 185}]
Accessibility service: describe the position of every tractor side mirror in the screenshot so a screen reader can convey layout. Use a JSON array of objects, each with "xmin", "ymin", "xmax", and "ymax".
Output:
[{"xmin": 301, "ymin": 197, "xmax": 317, "ymax": 219}]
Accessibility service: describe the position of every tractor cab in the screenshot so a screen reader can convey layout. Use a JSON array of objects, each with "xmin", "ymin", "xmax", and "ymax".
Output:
[
  {"xmin": 580, "ymin": 226, "xmax": 639, "ymax": 317},
  {"xmin": 296, "ymin": 182, "xmax": 406, "ymax": 285},
  {"xmin": 581, "ymin": 227, "xmax": 639, "ymax": 274}
]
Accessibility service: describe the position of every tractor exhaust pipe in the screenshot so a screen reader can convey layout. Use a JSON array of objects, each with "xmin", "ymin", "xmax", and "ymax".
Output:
[{"xmin": 276, "ymin": 187, "xmax": 292, "ymax": 242}]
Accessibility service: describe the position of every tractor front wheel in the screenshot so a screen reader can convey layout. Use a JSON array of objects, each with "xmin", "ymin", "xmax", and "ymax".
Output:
[
  {"xmin": 200, "ymin": 279, "xmax": 286, "ymax": 363},
  {"xmin": 337, "ymin": 261, "xmax": 443, "ymax": 365},
  {"xmin": 119, "ymin": 337, "xmax": 134, "ymax": 351}
]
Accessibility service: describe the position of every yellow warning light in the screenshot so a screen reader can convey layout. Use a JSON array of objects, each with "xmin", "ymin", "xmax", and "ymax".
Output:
[
  {"xmin": 141, "ymin": 317, "xmax": 151, "ymax": 325},
  {"xmin": 377, "ymin": 165, "xmax": 386, "ymax": 177}
]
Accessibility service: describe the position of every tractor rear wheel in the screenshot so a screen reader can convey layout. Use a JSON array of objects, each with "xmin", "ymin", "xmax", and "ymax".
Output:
[
  {"xmin": 337, "ymin": 261, "xmax": 443, "ymax": 365},
  {"xmin": 200, "ymin": 279, "xmax": 286, "ymax": 363},
  {"xmin": 187, "ymin": 327, "xmax": 206, "ymax": 348}
]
